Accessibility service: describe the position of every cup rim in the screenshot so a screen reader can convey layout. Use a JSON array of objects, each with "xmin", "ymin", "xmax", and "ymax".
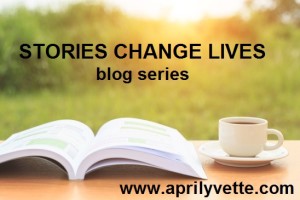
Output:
[{"xmin": 219, "ymin": 116, "xmax": 267, "ymax": 125}]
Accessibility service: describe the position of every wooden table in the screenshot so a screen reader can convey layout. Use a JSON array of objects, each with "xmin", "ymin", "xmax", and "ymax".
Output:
[{"xmin": 0, "ymin": 141, "xmax": 299, "ymax": 200}]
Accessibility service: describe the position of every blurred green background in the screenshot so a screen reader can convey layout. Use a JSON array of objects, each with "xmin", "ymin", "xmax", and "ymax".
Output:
[{"xmin": 0, "ymin": 0, "xmax": 299, "ymax": 140}]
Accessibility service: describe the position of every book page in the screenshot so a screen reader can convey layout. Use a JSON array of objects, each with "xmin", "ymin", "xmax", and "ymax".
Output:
[
  {"xmin": 0, "ymin": 120, "xmax": 94, "ymax": 161},
  {"xmin": 91, "ymin": 118, "xmax": 190, "ymax": 159},
  {"xmin": 75, "ymin": 118, "xmax": 206, "ymax": 179}
]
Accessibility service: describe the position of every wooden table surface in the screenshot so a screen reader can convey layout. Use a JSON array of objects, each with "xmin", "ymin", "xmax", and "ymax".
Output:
[{"xmin": 0, "ymin": 141, "xmax": 299, "ymax": 200}]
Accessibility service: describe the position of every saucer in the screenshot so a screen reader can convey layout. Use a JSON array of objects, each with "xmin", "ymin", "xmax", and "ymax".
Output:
[{"xmin": 199, "ymin": 141, "xmax": 288, "ymax": 167}]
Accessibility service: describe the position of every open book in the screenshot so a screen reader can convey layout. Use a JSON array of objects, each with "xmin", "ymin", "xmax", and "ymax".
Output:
[{"xmin": 0, "ymin": 118, "xmax": 207, "ymax": 180}]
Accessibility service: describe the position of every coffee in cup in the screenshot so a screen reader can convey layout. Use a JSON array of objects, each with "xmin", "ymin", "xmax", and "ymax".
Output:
[{"xmin": 219, "ymin": 117, "xmax": 284, "ymax": 157}]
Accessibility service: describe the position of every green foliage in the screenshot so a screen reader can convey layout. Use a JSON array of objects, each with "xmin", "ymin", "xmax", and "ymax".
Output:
[
  {"xmin": 0, "ymin": 2, "xmax": 299, "ymax": 139},
  {"xmin": 0, "ymin": 8, "xmax": 70, "ymax": 92},
  {"xmin": 247, "ymin": 0, "xmax": 300, "ymax": 26}
]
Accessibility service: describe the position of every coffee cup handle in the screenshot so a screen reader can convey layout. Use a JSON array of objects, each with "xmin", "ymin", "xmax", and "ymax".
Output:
[{"xmin": 263, "ymin": 129, "xmax": 284, "ymax": 151}]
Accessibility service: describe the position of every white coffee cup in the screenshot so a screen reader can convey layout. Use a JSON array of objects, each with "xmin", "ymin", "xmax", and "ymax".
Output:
[{"xmin": 219, "ymin": 117, "xmax": 284, "ymax": 157}]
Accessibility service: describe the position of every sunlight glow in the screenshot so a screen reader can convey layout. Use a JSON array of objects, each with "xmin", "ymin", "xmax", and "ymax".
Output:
[{"xmin": 105, "ymin": 0, "xmax": 245, "ymax": 22}]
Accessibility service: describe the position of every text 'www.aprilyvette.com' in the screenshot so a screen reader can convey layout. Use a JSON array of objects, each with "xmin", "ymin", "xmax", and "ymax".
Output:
[{"xmin": 120, "ymin": 181, "xmax": 294, "ymax": 197}]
